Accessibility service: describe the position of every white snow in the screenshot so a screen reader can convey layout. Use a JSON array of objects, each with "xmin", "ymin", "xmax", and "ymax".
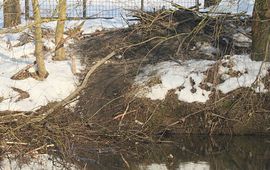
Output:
[
  {"xmin": 0, "ymin": 15, "xmax": 132, "ymax": 111},
  {"xmin": 208, "ymin": 0, "xmax": 254, "ymax": 16},
  {"xmin": 135, "ymin": 60, "xmax": 215, "ymax": 103},
  {"xmin": 0, "ymin": 0, "xmax": 210, "ymax": 112},
  {"xmin": 218, "ymin": 55, "xmax": 269, "ymax": 94},
  {"xmin": 0, "ymin": 1, "xmax": 138, "ymax": 112},
  {"xmin": 0, "ymin": 0, "xmax": 260, "ymax": 109},
  {"xmin": 135, "ymin": 55, "xmax": 270, "ymax": 103}
]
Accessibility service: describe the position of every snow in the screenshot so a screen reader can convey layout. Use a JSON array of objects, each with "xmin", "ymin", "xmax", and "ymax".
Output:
[
  {"xmin": 0, "ymin": 0, "xmax": 260, "ymax": 110},
  {"xmin": 208, "ymin": 0, "xmax": 254, "ymax": 16},
  {"xmin": 0, "ymin": 14, "xmax": 131, "ymax": 111},
  {"xmin": 135, "ymin": 55, "xmax": 270, "ymax": 103},
  {"xmin": 0, "ymin": 0, "xmax": 210, "ymax": 111},
  {"xmin": 0, "ymin": 1, "xmax": 137, "ymax": 112},
  {"xmin": 0, "ymin": 16, "xmax": 129, "ymax": 112},
  {"xmin": 218, "ymin": 55, "xmax": 269, "ymax": 94},
  {"xmin": 135, "ymin": 60, "xmax": 215, "ymax": 103}
]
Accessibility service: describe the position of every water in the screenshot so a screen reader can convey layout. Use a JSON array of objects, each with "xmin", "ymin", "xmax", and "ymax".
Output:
[{"xmin": 1, "ymin": 136, "xmax": 270, "ymax": 170}]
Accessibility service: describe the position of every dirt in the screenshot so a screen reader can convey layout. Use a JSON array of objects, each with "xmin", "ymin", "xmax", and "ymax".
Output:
[
  {"xmin": 67, "ymin": 10, "xmax": 269, "ymax": 136},
  {"xmin": 1, "ymin": 10, "xmax": 269, "ymax": 163}
]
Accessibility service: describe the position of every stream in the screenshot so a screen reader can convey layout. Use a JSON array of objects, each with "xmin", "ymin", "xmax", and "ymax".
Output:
[{"xmin": 1, "ymin": 136, "xmax": 270, "ymax": 170}]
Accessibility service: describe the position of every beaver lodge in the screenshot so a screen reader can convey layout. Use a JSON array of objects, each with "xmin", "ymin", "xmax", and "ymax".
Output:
[{"xmin": 0, "ymin": 0, "xmax": 269, "ymax": 169}]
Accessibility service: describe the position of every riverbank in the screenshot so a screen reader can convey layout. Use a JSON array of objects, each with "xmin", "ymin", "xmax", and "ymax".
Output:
[{"xmin": 1, "ymin": 3, "xmax": 269, "ymax": 169}]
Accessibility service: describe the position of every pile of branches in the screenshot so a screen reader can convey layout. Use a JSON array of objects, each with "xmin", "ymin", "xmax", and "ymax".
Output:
[{"xmin": 121, "ymin": 4, "xmax": 251, "ymax": 62}]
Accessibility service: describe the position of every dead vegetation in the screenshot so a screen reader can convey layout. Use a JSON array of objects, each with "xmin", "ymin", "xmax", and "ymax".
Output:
[{"xmin": 0, "ymin": 6, "xmax": 269, "ymax": 165}]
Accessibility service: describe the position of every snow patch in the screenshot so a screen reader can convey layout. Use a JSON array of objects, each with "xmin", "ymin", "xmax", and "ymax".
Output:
[
  {"xmin": 135, "ymin": 55, "xmax": 270, "ymax": 103},
  {"xmin": 209, "ymin": 0, "xmax": 254, "ymax": 16},
  {"xmin": 135, "ymin": 60, "xmax": 215, "ymax": 103}
]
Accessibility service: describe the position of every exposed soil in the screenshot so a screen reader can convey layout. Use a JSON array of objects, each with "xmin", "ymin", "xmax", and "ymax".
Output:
[
  {"xmin": 65, "ymin": 10, "xmax": 269, "ymax": 139},
  {"xmin": 1, "ymin": 9, "xmax": 269, "ymax": 164}
]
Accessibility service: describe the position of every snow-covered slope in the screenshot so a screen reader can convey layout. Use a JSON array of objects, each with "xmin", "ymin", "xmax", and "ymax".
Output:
[{"xmin": 135, "ymin": 55, "xmax": 270, "ymax": 103}]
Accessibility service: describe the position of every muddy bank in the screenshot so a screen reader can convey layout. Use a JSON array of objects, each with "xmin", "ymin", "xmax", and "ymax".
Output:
[
  {"xmin": 1, "ymin": 9, "xmax": 269, "ymax": 164},
  {"xmin": 73, "ymin": 57, "xmax": 270, "ymax": 135},
  {"xmin": 73, "ymin": 19, "xmax": 269, "ymax": 135}
]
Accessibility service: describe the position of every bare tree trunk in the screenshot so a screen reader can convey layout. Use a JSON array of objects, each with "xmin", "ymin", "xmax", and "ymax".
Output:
[
  {"xmin": 54, "ymin": 0, "xmax": 67, "ymax": 61},
  {"xmin": 32, "ymin": 0, "xmax": 47, "ymax": 79},
  {"xmin": 3, "ymin": 0, "xmax": 21, "ymax": 28},
  {"xmin": 251, "ymin": 0, "xmax": 270, "ymax": 61}
]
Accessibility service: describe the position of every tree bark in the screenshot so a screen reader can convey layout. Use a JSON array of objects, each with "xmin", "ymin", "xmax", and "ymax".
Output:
[
  {"xmin": 251, "ymin": 0, "xmax": 270, "ymax": 61},
  {"xmin": 54, "ymin": 0, "xmax": 67, "ymax": 61},
  {"xmin": 3, "ymin": 0, "xmax": 21, "ymax": 28},
  {"xmin": 32, "ymin": 0, "xmax": 47, "ymax": 79}
]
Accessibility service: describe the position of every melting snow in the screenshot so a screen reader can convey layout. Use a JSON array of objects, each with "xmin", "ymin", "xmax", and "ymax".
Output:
[
  {"xmin": 135, "ymin": 60, "xmax": 215, "ymax": 103},
  {"xmin": 135, "ymin": 55, "xmax": 270, "ymax": 103},
  {"xmin": 209, "ymin": 0, "xmax": 254, "ymax": 16},
  {"xmin": 0, "ymin": 14, "xmax": 130, "ymax": 112}
]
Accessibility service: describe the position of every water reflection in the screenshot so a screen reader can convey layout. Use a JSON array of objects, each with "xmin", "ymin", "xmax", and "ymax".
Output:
[
  {"xmin": 73, "ymin": 136, "xmax": 270, "ymax": 170},
  {"xmin": 0, "ymin": 154, "xmax": 77, "ymax": 170},
  {"xmin": 1, "ymin": 136, "xmax": 270, "ymax": 170},
  {"xmin": 139, "ymin": 162, "xmax": 210, "ymax": 170}
]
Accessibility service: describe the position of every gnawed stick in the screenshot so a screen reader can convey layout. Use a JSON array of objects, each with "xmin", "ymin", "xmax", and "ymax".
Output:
[
  {"xmin": 11, "ymin": 62, "xmax": 35, "ymax": 80},
  {"xmin": 31, "ymin": 51, "xmax": 116, "ymax": 123},
  {"xmin": 13, "ymin": 51, "xmax": 116, "ymax": 131}
]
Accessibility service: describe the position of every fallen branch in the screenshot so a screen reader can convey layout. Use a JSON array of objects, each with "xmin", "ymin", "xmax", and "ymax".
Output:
[
  {"xmin": 12, "ymin": 51, "xmax": 116, "ymax": 131},
  {"xmin": 11, "ymin": 62, "xmax": 35, "ymax": 80},
  {"xmin": 30, "ymin": 51, "xmax": 116, "ymax": 123}
]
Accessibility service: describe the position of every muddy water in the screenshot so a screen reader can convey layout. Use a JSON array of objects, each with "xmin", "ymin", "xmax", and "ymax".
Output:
[{"xmin": 1, "ymin": 136, "xmax": 270, "ymax": 170}]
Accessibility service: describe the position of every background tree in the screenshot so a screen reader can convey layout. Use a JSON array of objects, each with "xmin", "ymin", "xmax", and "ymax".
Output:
[
  {"xmin": 32, "ymin": 0, "xmax": 47, "ymax": 79},
  {"xmin": 3, "ymin": 0, "xmax": 21, "ymax": 28},
  {"xmin": 252, "ymin": 0, "xmax": 270, "ymax": 61},
  {"xmin": 54, "ymin": 0, "xmax": 67, "ymax": 60}
]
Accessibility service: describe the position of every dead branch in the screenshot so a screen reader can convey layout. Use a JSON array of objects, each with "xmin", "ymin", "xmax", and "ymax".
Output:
[
  {"xmin": 11, "ymin": 62, "xmax": 35, "ymax": 80},
  {"xmin": 26, "ymin": 51, "xmax": 116, "ymax": 124}
]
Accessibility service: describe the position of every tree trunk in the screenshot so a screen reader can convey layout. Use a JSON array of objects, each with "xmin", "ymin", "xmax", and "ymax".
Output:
[
  {"xmin": 54, "ymin": 0, "xmax": 67, "ymax": 61},
  {"xmin": 32, "ymin": 0, "xmax": 47, "ymax": 79},
  {"xmin": 251, "ymin": 0, "xmax": 270, "ymax": 61},
  {"xmin": 3, "ymin": 0, "xmax": 21, "ymax": 28}
]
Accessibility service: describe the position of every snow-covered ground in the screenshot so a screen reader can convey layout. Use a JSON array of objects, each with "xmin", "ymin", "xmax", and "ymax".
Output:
[
  {"xmin": 0, "ymin": 18, "xmax": 132, "ymax": 111},
  {"xmin": 135, "ymin": 55, "xmax": 270, "ymax": 103},
  {"xmin": 208, "ymin": 0, "xmax": 254, "ymax": 15},
  {"xmin": 0, "ymin": 0, "xmax": 256, "ymax": 111},
  {"xmin": 0, "ymin": 0, "xmax": 208, "ymax": 112}
]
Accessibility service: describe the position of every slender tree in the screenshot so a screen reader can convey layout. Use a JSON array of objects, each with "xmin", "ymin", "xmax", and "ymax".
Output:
[
  {"xmin": 32, "ymin": 0, "xmax": 48, "ymax": 79},
  {"xmin": 54, "ymin": 0, "xmax": 67, "ymax": 61},
  {"xmin": 252, "ymin": 0, "xmax": 270, "ymax": 61},
  {"xmin": 3, "ymin": 0, "xmax": 21, "ymax": 28}
]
